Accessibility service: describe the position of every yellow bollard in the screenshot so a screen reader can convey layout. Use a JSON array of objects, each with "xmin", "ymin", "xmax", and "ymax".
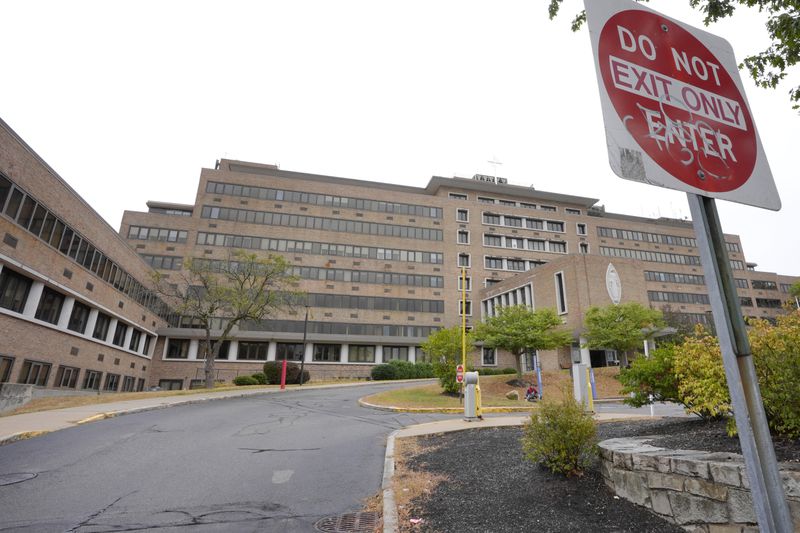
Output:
[
  {"xmin": 475, "ymin": 384, "xmax": 482, "ymax": 418},
  {"xmin": 585, "ymin": 367, "xmax": 595, "ymax": 413}
]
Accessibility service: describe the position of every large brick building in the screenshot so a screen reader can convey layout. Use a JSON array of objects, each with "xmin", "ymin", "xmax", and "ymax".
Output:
[
  {"xmin": 120, "ymin": 159, "xmax": 798, "ymax": 387},
  {"xmin": 1, "ymin": 118, "xmax": 797, "ymax": 392}
]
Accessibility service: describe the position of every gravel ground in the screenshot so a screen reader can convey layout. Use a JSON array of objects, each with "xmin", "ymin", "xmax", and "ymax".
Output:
[{"xmin": 401, "ymin": 417, "xmax": 799, "ymax": 533}]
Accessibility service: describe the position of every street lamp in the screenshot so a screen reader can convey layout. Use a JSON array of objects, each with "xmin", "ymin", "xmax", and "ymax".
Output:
[{"xmin": 298, "ymin": 305, "xmax": 309, "ymax": 385}]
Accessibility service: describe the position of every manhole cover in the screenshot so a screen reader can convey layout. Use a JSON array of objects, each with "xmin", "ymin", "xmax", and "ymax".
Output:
[
  {"xmin": 0, "ymin": 472, "xmax": 37, "ymax": 486},
  {"xmin": 314, "ymin": 511, "xmax": 379, "ymax": 533}
]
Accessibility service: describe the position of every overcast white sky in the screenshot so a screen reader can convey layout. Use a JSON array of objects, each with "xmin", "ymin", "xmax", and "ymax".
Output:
[{"xmin": 1, "ymin": 1, "xmax": 797, "ymax": 276}]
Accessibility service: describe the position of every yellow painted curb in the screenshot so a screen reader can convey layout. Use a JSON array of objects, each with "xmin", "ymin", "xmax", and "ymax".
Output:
[{"xmin": 75, "ymin": 412, "xmax": 117, "ymax": 425}]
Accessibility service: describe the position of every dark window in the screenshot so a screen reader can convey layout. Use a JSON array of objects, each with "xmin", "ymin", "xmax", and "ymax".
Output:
[
  {"xmin": 313, "ymin": 344, "xmax": 341, "ymax": 362},
  {"xmin": 142, "ymin": 335, "xmax": 152, "ymax": 356},
  {"xmin": 104, "ymin": 373, "xmax": 120, "ymax": 392},
  {"xmin": 0, "ymin": 174, "xmax": 12, "ymax": 211},
  {"xmin": 54, "ymin": 365, "xmax": 80, "ymax": 388},
  {"xmin": 0, "ymin": 268, "xmax": 32, "ymax": 313},
  {"xmin": 0, "ymin": 355, "xmax": 15, "ymax": 382},
  {"xmin": 16, "ymin": 196, "xmax": 37, "ymax": 228},
  {"xmin": 83, "ymin": 370, "xmax": 102, "ymax": 390},
  {"xmin": 112, "ymin": 322, "xmax": 128, "ymax": 347},
  {"xmin": 121, "ymin": 376, "xmax": 136, "ymax": 392},
  {"xmin": 756, "ymin": 298, "xmax": 782, "ymax": 309},
  {"xmin": 35, "ymin": 287, "xmax": 64, "ymax": 325},
  {"xmin": 67, "ymin": 302, "xmax": 91, "ymax": 333},
  {"xmin": 129, "ymin": 329, "xmax": 142, "ymax": 351},
  {"xmin": 383, "ymin": 346, "xmax": 408, "ymax": 361},
  {"xmin": 18, "ymin": 359, "xmax": 51, "ymax": 386},
  {"xmin": 4, "ymin": 187, "xmax": 23, "ymax": 219},
  {"xmin": 555, "ymin": 272, "xmax": 567, "ymax": 314},
  {"xmin": 196, "ymin": 340, "xmax": 230, "ymax": 360},
  {"xmin": 136, "ymin": 378, "xmax": 146, "ymax": 392},
  {"xmin": 93, "ymin": 313, "xmax": 111, "ymax": 340},
  {"xmin": 752, "ymin": 280, "xmax": 778, "ymax": 291},
  {"xmin": 237, "ymin": 341, "xmax": 270, "ymax": 360},
  {"xmin": 166, "ymin": 339, "xmax": 190, "ymax": 358},
  {"xmin": 349, "ymin": 345, "xmax": 375, "ymax": 363},
  {"xmin": 159, "ymin": 379, "xmax": 183, "ymax": 390},
  {"xmin": 482, "ymin": 347, "xmax": 496, "ymax": 366},
  {"xmin": 275, "ymin": 342, "xmax": 304, "ymax": 361}
]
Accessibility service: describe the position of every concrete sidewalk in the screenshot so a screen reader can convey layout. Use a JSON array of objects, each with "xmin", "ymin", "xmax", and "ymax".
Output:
[{"xmin": 0, "ymin": 381, "xmax": 392, "ymax": 445}]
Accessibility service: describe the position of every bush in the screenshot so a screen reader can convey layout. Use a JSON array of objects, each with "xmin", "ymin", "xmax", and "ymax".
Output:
[
  {"xmin": 521, "ymin": 397, "xmax": 597, "ymax": 476},
  {"xmin": 262, "ymin": 361, "xmax": 309, "ymax": 385},
  {"xmin": 371, "ymin": 364, "xmax": 398, "ymax": 381},
  {"xmin": 387, "ymin": 360, "xmax": 415, "ymax": 379},
  {"xmin": 412, "ymin": 362, "xmax": 435, "ymax": 378},
  {"xmin": 233, "ymin": 375, "xmax": 259, "ymax": 386},
  {"xmin": 251, "ymin": 372, "xmax": 267, "ymax": 385},
  {"xmin": 673, "ymin": 327, "xmax": 731, "ymax": 422},
  {"xmin": 477, "ymin": 367, "xmax": 517, "ymax": 376},
  {"xmin": 749, "ymin": 311, "xmax": 800, "ymax": 438},
  {"xmin": 619, "ymin": 345, "xmax": 680, "ymax": 408}
]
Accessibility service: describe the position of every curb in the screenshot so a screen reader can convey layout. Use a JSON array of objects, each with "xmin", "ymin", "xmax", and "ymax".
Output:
[
  {"xmin": 382, "ymin": 430, "xmax": 400, "ymax": 533},
  {"xmin": 358, "ymin": 398, "xmax": 537, "ymax": 414}
]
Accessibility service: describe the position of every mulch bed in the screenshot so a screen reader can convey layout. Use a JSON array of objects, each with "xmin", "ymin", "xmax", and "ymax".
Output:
[{"xmin": 400, "ymin": 417, "xmax": 799, "ymax": 533}]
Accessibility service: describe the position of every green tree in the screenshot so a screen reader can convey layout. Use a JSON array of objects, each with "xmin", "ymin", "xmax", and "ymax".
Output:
[
  {"xmin": 790, "ymin": 281, "xmax": 800, "ymax": 299},
  {"xmin": 421, "ymin": 326, "xmax": 473, "ymax": 394},
  {"xmin": 473, "ymin": 305, "xmax": 572, "ymax": 378},
  {"xmin": 154, "ymin": 250, "xmax": 300, "ymax": 388},
  {"xmin": 582, "ymin": 303, "xmax": 665, "ymax": 365},
  {"xmin": 548, "ymin": 0, "xmax": 800, "ymax": 109},
  {"xmin": 618, "ymin": 344, "xmax": 681, "ymax": 407}
]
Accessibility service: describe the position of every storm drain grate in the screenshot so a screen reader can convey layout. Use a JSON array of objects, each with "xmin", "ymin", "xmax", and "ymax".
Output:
[
  {"xmin": 314, "ymin": 511, "xmax": 379, "ymax": 532},
  {"xmin": 0, "ymin": 473, "xmax": 37, "ymax": 486}
]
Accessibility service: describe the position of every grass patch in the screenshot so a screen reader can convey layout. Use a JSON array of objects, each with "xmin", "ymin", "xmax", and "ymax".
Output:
[{"xmin": 363, "ymin": 369, "xmax": 624, "ymax": 409}]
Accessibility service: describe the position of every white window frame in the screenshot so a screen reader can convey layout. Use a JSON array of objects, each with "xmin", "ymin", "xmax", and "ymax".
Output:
[
  {"xmin": 449, "ymin": 192, "xmax": 468, "ymax": 200},
  {"xmin": 456, "ymin": 208, "xmax": 469, "ymax": 222},
  {"xmin": 457, "ymin": 276, "xmax": 472, "ymax": 292},
  {"xmin": 457, "ymin": 253, "xmax": 471, "ymax": 268},
  {"xmin": 458, "ymin": 300, "xmax": 473, "ymax": 316},
  {"xmin": 579, "ymin": 242, "xmax": 589, "ymax": 254},
  {"xmin": 457, "ymin": 230, "xmax": 470, "ymax": 245},
  {"xmin": 482, "ymin": 347, "xmax": 497, "ymax": 367},
  {"xmin": 576, "ymin": 223, "xmax": 587, "ymax": 236}
]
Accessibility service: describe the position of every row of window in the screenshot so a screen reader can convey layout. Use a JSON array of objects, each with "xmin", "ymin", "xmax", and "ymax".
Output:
[
  {"xmin": 5, "ymin": 355, "xmax": 145, "ymax": 391},
  {"xmin": 648, "ymin": 291, "xmax": 711, "ymax": 305},
  {"xmin": 0, "ymin": 174, "xmax": 175, "ymax": 324},
  {"xmin": 601, "ymin": 246, "xmax": 702, "ymax": 265},
  {"xmin": 448, "ymin": 192, "xmax": 566, "ymax": 214},
  {"xmin": 290, "ymin": 266, "xmax": 443, "ymax": 288},
  {"xmin": 484, "ymin": 256, "xmax": 546, "ymax": 272},
  {"xmin": 781, "ymin": 283, "xmax": 796, "ymax": 294},
  {"xmin": 195, "ymin": 231, "xmax": 444, "ymax": 264},
  {"xmin": 752, "ymin": 280, "xmax": 778, "ymax": 291},
  {"xmin": 205, "ymin": 180, "xmax": 442, "ymax": 219},
  {"xmin": 306, "ymin": 293, "xmax": 443, "ymax": 313},
  {"xmin": 166, "ymin": 339, "xmax": 429, "ymax": 363},
  {"xmin": 644, "ymin": 271, "xmax": 705, "ymax": 285},
  {"xmin": 481, "ymin": 213, "xmax": 566, "ymax": 233},
  {"xmin": 200, "ymin": 206, "xmax": 444, "ymax": 241},
  {"xmin": 0, "ymin": 267, "xmax": 154, "ymax": 353},
  {"xmin": 140, "ymin": 254, "xmax": 183, "ymax": 270},
  {"xmin": 149, "ymin": 206, "xmax": 192, "ymax": 216},
  {"xmin": 597, "ymin": 226, "xmax": 742, "ymax": 253},
  {"xmin": 482, "ymin": 234, "xmax": 568, "ymax": 253},
  {"xmin": 238, "ymin": 319, "xmax": 439, "ymax": 338},
  {"xmin": 127, "ymin": 225, "xmax": 188, "ymax": 243}
]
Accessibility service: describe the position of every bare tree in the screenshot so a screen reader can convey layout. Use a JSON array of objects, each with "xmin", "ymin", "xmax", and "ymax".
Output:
[{"xmin": 154, "ymin": 250, "xmax": 300, "ymax": 388}]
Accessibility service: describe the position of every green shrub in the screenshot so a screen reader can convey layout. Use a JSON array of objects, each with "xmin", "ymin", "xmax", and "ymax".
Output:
[
  {"xmin": 387, "ymin": 360, "xmax": 415, "ymax": 379},
  {"xmin": 673, "ymin": 328, "xmax": 731, "ymax": 422},
  {"xmin": 521, "ymin": 397, "xmax": 597, "ymax": 476},
  {"xmin": 750, "ymin": 311, "xmax": 800, "ymax": 438},
  {"xmin": 619, "ymin": 345, "xmax": 680, "ymax": 408},
  {"xmin": 477, "ymin": 367, "xmax": 518, "ymax": 376},
  {"xmin": 233, "ymin": 375, "xmax": 259, "ymax": 386},
  {"xmin": 371, "ymin": 364, "xmax": 398, "ymax": 381},
  {"xmin": 262, "ymin": 362, "xmax": 282, "ymax": 384},
  {"xmin": 412, "ymin": 362, "xmax": 435, "ymax": 378},
  {"xmin": 251, "ymin": 372, "xmax": 267, "ymax": 385},
  {"xmin": 262, "ymin": 361, "xmax": 309, "ymax": 384}
]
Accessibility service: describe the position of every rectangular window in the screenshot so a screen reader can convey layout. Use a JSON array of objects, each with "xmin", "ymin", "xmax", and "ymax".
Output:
[
  {"xmin": 383, "ymin": 346, "xmax": 409, "ymax": 361},
  {"xmin": 159, "ymin": 379, "xmax": 183, "ymax": 390},
  {"xmin": 579, "ymin": 243, "xmax": 589, "ymax": 254},
  {"xmin": 313, "ymin": 343, "xmax": 341, "ymax": 362},
  {"xmin": 457, "ymin": 230, "xmax": 470, "ymax": 244},
  {"xmin": 740, "ymin": 297, "xmax": 753, "ymax": 307},
  {"xmin": 507, "ymin": 260, "xmax": 525, "ymax": 271},
  {"xmin": 349, "ymin": 345, "xmax": 375, "ymax": 363},
  {"xmin": 93, "ymin": 313, "xmax": 111, "ymax": 341},
  {"xmin": 505, "ymin": 216, "xmax": 522, "ymax": 227},
  {"xmin": 566, "ymin": 208, "xmax": 581, "ymax": 215},
  {"xmin": 54, "ymin": 365, "xmax": 80, "ymax": 388},
  {"xmin": 528, "ymin": 239, "xmax": 546, "ymax": 251},
  {"xmin": 237, "ymin": 341, "xmax": 269, "ymax": 361},
  {"xmin": 549, "ymin": 241, "xmax": 567, "ymax": 253},
  {"xmin": 142, "ymin": 335, "xmax": 152, "ymax": 356},
  {"xmin": 540, "ymin": 205, "xmax": 557, "ymax": 212},
  {"xmin": 735, "ymin": 279, "xmax": 750, "ymax": 289},
  {"xmin": 485, "ymin": 257, "xmax": 503, "ymax": 269},
  {"xmin": 121, "ymin": 376, "xmax": 136, "ymax": 392},
  {"xmin": 756, "ymin": 298, "xmax": 782, "ymax": 309},
  {"xmin": 104, "ymin": 373, "xmax": 121, "ymax": 392},
  {"xmin": 129, "ymin": 329, "xmax": 142, "ymax": 351},
  {"xmin": 752, "ymin": 280, "xmax": 778, "ymax": 291},
  {"xmin": 482, "ymin": 347, "xmax": 496, "ymax": 366},
  {"xmin": 555, "ymin": 272, "xmax": 567, "ymax": 314},
  {"xmin": 483, "ymin": 234, "xmax": 502, "ymax": 247},
  {"xmin": 112, "ymin": 322, "xmax": 128, "ymax": 347},
  {"xmin": 478, "ymin": 196, "xmax": 495, "ymax": 204},
  {"xmin": 166, "ymin": 338, "xmax": 190, "ymax": 359},
  {"xmin": 67, "ymin": 302, "xmax": 91, "ymax": 333},
  {"xmin": 195, "ymin": 340, "xmax": 230, "ymax": 360},
  {"xmin": 457, "ymin": 276, "xmax": 472, "ymax": 291},
  {"xmin": 506, "ymin": 237, "xmax": 524, "ymax": 249},
  {"xmin": 0, "ymin": 355, "xmax": 14, "ymax": 382},
  {"xmin": 458, "ymin": 253, "xmax": 471, "ymax": 268},
  {"xmin": 18, "ymin": 359, "xmax": 51, "ymax": 386},
  {"xmin": 0, "ymin": 174, "xmax": 11, "ymax": 210},
  {"xmin": 458, "ymin": 300, "xmax": 472, "ymax": 316},
  {"xmin": 275, "ymin": 342, "xmax": 304, "ymax": 361},
  {"xmin": 546, "ymin": 221, "xmax": 564, "ymax": 232},
  {"xmin": 456, "ymin": 209, "xmax": 469, "ymax": 222},
  {"xmin": 448, "ymin": 193, "xmax": 467, "ymax": 200},
  {"xmin": 82, "ymin": 370, "xmax": 102, "ymax": 390},
  {"xmin": 136, "ymin": 378, "xmax": 146, "ymax": 392},
  {"xmin": 35, "ymin": 287, "xmax": 64, "ymax": 325},
  {"xmin": 0, "ymin": 268, "xmax": 33, "ymax": 313},
  {"xmin": 482, "ymin": 213, "xmax": 501, "ymax": 225},
  {"xmin": 576, "ymin": 223, "xmax": 587, "ymax": 235}
]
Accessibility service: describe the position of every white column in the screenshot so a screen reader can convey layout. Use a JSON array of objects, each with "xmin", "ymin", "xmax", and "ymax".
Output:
[
  {"xmin": 86, "ymin": 309, "xmax": 99, "ymax": 337},
  {"xmin": 188, "ymin": 339, "xmax": 199, "ymax": 360},
  {"xmin": 375, "ymin": 345, "xmax": 384, "ymax": 364},
  {"xmin": 408, "ymin": 345, "xmax": 416, "ymax": 363},
  {"xmin": 303, "ymin": 343, "xmax": 313, "ymax": 363},
  {"xmin": 137, "ymin": 335, "xmax": 148, "ymax": 355},
  {"xmin": 22, "ymin": 281, "xmax": 45, "ymax": 318},
  {"xmin": 341, "ymin": 344, "xmax": 350, "ymax": 363},
  {"xmin": 578, "ymin": 336, "xmax": 591, "ymax": 366},
  {"xmin": 106, "ymin": 318, "xmax": 118, "ymax": 344},
  {"xmin": 58, "ymin": 297, "xmax": 76, "ymax": 329},
  {"xmin": 265, "ymin": 341, "xmax": 275, "ymax": 362},
  {"xmin": 123, "ymin": 326, "xmax": 134, "ymax": 351}
]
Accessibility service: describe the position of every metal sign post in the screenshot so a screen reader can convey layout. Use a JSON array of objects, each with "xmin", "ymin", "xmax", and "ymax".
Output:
[{"xmin": 688, "ymin": 193, "xmax": 791, "ymax": 532}]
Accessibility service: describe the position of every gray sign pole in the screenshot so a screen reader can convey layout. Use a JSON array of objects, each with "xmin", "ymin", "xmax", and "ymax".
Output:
[{"xmin": 687, "ymin": 193, "xmax": 792, "ymax": 532}]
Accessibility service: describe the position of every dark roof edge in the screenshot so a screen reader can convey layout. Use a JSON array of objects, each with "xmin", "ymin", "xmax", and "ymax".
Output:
[{"xmin": 425, "ymin": 176, "xmax": 599, "ymax": 207}]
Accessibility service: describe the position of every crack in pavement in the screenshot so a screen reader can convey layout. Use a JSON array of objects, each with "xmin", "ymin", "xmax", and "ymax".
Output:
[
  {"xmin": 239, "ymin": 447, "xmax": 321, "ymax": 454},
  {"xmin": 67, "ymin": 490, "xmax": 137, "ymax": 532}
]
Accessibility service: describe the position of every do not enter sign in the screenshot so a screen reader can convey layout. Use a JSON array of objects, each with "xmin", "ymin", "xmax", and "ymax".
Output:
[
  {"xmin": 456, "ymin": 364, "xmax": 464, "ymax": 384},
  {"xmin": 585, "ymin": 0, "xmax": 780, "ymax": 210}
]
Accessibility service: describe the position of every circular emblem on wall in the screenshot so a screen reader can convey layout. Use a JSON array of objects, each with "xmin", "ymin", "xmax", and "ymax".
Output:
[{"xmin": 606, "ymin": 263, "xmax": 622, "ymax": 304}]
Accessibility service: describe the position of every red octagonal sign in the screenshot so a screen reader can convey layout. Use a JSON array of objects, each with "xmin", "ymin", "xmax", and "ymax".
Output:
[{"xmin": 585, "ymin": 0, "xmax": 780, "ymax": 210}]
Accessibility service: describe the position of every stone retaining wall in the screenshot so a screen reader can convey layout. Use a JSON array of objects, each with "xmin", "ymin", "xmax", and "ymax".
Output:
[
  {"xmin": 0, "ymin": 383, "xmax": 33, "ymax": 413},
  {"xmin": 599, "ymin": 437, "xmax": 800, "ymax": 532}
]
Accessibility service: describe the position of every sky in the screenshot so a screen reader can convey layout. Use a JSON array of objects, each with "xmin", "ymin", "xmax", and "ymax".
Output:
[{"xmin": 1, "ymin": 0, "xmax": 797, "ymax": 276}]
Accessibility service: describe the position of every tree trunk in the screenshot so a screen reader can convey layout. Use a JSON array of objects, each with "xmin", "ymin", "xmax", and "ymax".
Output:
[{"xmin": 204, "ymin": 332, "xmax": 215, "ymax": 389}]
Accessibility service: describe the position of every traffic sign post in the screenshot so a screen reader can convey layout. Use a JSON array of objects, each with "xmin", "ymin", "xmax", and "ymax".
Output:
[{"xmin": 585, "ymin": 1, "xmax": 791, "ymax": 531}]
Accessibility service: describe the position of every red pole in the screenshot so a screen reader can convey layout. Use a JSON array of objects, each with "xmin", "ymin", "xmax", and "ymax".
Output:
[{"xmin": 280, "ymin": 359, "xmax": 287, "ymax": 390}]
